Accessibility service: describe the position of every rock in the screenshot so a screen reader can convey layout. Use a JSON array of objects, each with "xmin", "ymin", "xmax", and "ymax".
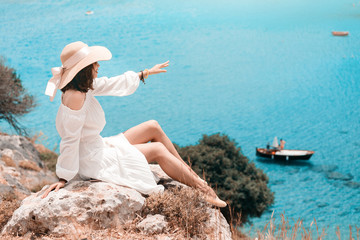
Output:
[
  {"xmin": 0, "ymin": 184, "xmax": 15, "ymax": 199},
  {"xmin": 1, "ymin": 172, "xmax": 31, "ymax": 197},
  {"xmin": 2, "ymin": 181, "xmax": 145, "ymax": 236},
  {"xmin": 0, "ymin": 135, "xmax": 57, "ymax": 197},
  {"xmin": 316, "ymin": 202, "xmax": 329, "ymax": 208},
  {"xmin": 344, "ymin": 181, "xmax": 360, "ymax": 189},
  {"xmin": 206, "ymin": 208, "xmax": 232, "ymax": 240},
  {"xmin": 2, "ymin": 152, "xmax": 232, "ymax": 240},
  {"xmin": 309, "ymin": 165, "xmax": 338, "ymax": 173},
  {"xmin": 137, "ymin": 214, "xmax": 168, "ymax": 234},
  {"xmin": 325, "ymin": 171, "xmax": 353, "ymax": 181},
  {"xmin": 0, "ymin": 135, "xmax": 42, "ymax": 168}
]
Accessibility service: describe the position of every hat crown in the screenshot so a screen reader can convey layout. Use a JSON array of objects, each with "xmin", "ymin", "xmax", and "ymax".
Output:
[{"xmin": 60, "ymin": 41, "xmax": 88, "ymax": 65}]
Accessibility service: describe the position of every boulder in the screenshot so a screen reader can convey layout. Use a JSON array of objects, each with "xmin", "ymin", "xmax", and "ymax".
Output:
[
  {"xmin": 0, "ymin": 135, "xmax": 57, "ymax": 196},
  {"xmin": 206, "ymin": 208, "xmax": 232, "ymax": 240},
  {"xmin": 136, "ymin": 214, "xmax": 168, "ymax": 234},
  {"xmin": 2, "ymin": 181, "xmax": 145, "ymax": 236}
]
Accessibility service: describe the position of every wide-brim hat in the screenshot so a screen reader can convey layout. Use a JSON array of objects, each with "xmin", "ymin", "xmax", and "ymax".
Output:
[{"xmin": 45, "ymin": 41, "xmax": 112, "ymax": 101}]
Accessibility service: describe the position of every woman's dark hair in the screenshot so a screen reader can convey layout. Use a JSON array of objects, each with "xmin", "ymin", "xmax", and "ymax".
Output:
[{"xmin": 61, "ymin": 64, "xmax": 95, "ymax": 93}]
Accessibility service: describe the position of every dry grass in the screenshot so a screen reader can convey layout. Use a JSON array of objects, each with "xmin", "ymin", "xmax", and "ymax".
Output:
[
  {"xmin": 18, "ymin": 160, "xmax": 41, "ymax": 172},
  {"xmin": 239, "ymin": 212, "xmax": 360, "ymax": 240},
  {"xmin": 1, "ymin": 155, "xmax": 16, "ymax": 167},
  {"xmin": 140, "ymin": 187, "xmax": 211, "ymax": 238},
  {"xmin": 0, "ymin": 192, "xmax": 21, "ymax": 232}
]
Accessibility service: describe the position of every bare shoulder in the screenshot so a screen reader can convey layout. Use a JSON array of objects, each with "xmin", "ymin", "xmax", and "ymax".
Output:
[{"xmin": 62, "ymin": 90, "xmax": 86, "ymax": 110}]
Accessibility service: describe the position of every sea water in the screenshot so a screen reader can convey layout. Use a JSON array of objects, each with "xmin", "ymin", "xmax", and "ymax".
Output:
[{"xmin": 0, "ymin": 0, "xmax": 359, "ymax": 238}]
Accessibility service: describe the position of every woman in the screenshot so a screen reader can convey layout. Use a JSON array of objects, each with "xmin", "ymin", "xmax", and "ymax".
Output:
[{"xmin": 41, "ymin": 41, "xmax": 226, "ymax": 208}]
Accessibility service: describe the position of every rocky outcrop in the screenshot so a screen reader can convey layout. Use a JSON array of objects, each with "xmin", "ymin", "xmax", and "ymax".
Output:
[
  {"xmin": 2, "ymin": 163, "xmax": 232, "ymax": 239},
  {"xmin": 2, "ymin": 181, "xmax": 145, "ymax": 236},
  {"xmin": 0, "ymin": 134, "xmax": 57, "ymax": 201}
]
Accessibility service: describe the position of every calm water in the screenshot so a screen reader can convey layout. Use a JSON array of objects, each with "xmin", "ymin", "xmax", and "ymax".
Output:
[{"xmin": 1, "ymin": 0, "xmax": 359, "ymax": 238}]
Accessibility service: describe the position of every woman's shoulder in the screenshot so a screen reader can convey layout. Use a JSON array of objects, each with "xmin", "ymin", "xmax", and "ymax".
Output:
[{"xmin": 62, "ymin": 90, "xmax": 86, "ymax": 111}]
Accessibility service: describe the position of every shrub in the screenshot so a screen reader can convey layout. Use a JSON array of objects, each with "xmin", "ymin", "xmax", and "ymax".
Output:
[
  {"xmin": 0, "ymin": 58, "xmax": 35, "ymax": 135},
  {"xmin": 39, "ymin": 152, "xmax": 58, "ymax": 172},
  {"xmin": 176, "ymin": 133, "xmax": 274, "ymax": 224}
]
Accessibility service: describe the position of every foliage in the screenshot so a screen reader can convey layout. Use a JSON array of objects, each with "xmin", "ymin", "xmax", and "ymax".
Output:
[
  {"xmin": 0, "ymin": 58, "xmax": 35, "ymax": 135},
  {"xmin": 176, "ymin": 133, "xmax": 274, "ymax": 224},
  {"xmin": 39, "ymin": 152, "xmax": 58, "ymax": 172}
]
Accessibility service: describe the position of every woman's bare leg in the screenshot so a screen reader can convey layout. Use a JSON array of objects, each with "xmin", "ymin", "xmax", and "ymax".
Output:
[
  {"xmin": 134, "ymin": 142, "xmax": 203, "ymax": 188},
  {"xmin": 124, "ymin": 120, "xmax": 181, "ymax": 158},
  {"xmin": 124, "ymin": 120, "xmax": 201, "ymax": 179},
  {"xmin": 135, "ymin": 142, "xmax": 226, "ymax": 207}
]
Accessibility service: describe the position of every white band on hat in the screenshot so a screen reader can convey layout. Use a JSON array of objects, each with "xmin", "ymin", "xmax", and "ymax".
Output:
[
  {"xmin": 63, "ymin": 46, "xmax": 91, "ymax": 69},
  {"xmin": 45, "ymin": 46, "xmax": 91, "ymax": 102}
]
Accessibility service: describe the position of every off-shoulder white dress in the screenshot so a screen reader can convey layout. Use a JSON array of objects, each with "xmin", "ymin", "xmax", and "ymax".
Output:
[{"xmin": 55, "ymin": 71, "xmax": 164, "ymax": 195}]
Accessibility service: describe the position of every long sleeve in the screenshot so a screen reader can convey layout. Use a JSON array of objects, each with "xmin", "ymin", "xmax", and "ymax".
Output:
[
  {"xmin": 55, "ymin": 110, "xmax": 86, "ymax": 182},
  {"xmin": 92, "ymin": 71, "xmax": 140, "ymax": 97}
]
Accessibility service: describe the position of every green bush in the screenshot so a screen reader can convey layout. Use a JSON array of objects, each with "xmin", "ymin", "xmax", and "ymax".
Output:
[{"xmin": 176, "ymin": 133, "xmax": 274, "ymax": 224}]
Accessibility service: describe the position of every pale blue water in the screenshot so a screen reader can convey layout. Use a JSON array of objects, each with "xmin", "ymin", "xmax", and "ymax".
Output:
[{"xmin": 0, "ymin": 0, "xmax": 359, "ymax": 238}]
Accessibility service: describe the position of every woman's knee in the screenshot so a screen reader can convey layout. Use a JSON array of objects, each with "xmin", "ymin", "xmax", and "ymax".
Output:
[
  {"xmin": 145, "ymin": 120, "xmax": 163, "ymax": 134},
  {"xmin": 146, "ymin": 119, "xmax": 160, "ymax": 129},
  {"xmin": 151, "ymin": 142, "xmax": 168, "ymax": 160}
]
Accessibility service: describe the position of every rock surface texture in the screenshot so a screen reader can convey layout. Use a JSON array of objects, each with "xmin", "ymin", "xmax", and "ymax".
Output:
[
  {"xmin": 136, "ymin": 214, "xmax": 168, "ymax": 234},
  {"xmin": 2, "ymin": 181, "xmax": 145, "ymax": 236},
  {"xmin": 0, "ymin": 134, "xmax": 57, "ymax": 200}
]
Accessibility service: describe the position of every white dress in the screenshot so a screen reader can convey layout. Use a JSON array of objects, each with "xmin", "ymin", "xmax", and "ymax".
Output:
[{"xmin": 55, "ymin": 71, "xmax": 164, "ymax": 195}]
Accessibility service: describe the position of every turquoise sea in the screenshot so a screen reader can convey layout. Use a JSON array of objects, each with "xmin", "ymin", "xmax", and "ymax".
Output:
[{"xmin": 0, "ymin": 0, "xmax": 359, "ymax": 238}]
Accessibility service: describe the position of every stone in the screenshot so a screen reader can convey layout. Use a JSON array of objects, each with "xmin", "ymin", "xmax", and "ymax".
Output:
[
  {"xmin": 344, "ymin": 181, "xmax": 360, "ymax": 189},
  {"xmin": 136, "ymin": 214, "xmax": 168, "ymax": 234},
  {"xmin": 325, "ymin": 171, "xmax": 353, "ymax": 181},
  {"xmin": 309, "ymin": 165, "xmax": 338, "ymax": 173},
  {"xmin": 0, "ymin": 135, "xmax": 58, "ymax": 198},
  {"xmin": 2, "ymin": 181, "xmax": 145, "ymax": 236},
  {"xmin": 206, "ymin": 208, "xmax": 232, "ymax": 240},
  {"xmin": 0, "ymin": 135, "xmax": 42, "ymax": 168}
]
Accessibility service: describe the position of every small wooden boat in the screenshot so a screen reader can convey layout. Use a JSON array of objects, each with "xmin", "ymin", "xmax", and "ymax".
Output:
[
  {"xmin": 332, "ymin": 31, "xmax": 349, "ymax": 37},
  {"xmin": 256, "ymin": 148, "xmax": 315, "ymax": 161},
  {"xmin": 85, "ymin": 11, "xmax": 94, "ymax": 15}
]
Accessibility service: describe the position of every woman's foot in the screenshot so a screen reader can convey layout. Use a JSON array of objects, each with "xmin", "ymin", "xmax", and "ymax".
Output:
[
  {"xmin": 204, "ymin": 195, "xmax": 227, "ymax": 208},
  {"xmin": 197, "ymin": 180, "xmax": 227, "ymax": 208}
]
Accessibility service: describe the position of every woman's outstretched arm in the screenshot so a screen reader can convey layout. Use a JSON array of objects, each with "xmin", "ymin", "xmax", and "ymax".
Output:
[{"xmin": 137, "ymin": 60, "xmax": 169, "ymax": 80}]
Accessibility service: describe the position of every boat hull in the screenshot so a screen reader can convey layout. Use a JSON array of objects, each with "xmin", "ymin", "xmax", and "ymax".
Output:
[
  {"xmin": 256, "ymin": 148, "xmax": 314, "ymax": 161},
  {"xmin": 332, "ymin": 31, "xmax": 349, "ymax": 36}
]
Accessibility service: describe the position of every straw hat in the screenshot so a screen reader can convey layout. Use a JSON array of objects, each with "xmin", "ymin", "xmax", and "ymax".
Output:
[{"xmin": 45, "ymin": 41, "xmax": 112, "ymax": 101}]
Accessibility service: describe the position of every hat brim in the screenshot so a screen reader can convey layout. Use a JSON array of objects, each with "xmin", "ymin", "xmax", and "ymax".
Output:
[{"xmin": 59, "ymin": 46, "xmax": 112, "ymax": 89}]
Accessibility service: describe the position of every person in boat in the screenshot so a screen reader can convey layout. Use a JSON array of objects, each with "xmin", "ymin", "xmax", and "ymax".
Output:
[
  {"xmin": 266, "ymin": 142, "xmax": 270, "ymax": 150},
  {"xmin": 280, "ymin": 139, "xmax": 286, "ymax": 150},
  {"xmin": 41, "ymin": 41, "xmax": 227, "ymax": 208}
]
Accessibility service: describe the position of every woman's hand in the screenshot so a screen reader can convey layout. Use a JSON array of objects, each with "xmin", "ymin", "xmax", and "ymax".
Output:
[
  {"xmin": 149, "ymin": 60, "xmax": 169, "ymax": 75},
  {"xmin": 41, "ymin": 180, "xmax": 66, "ymax": 199}
]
